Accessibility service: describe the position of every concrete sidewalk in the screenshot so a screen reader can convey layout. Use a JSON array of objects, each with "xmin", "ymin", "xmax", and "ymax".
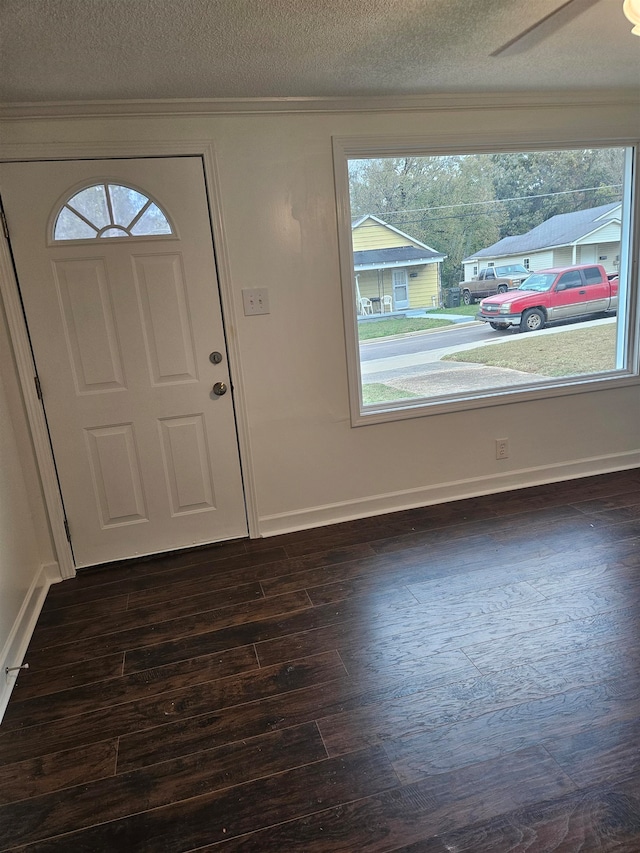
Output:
[
  {"xmin": 421, "ymin": 312, "xmax": 476, "ymax": 324},
  {"xmin": 362, "ymin": 316, "xmax": 616, "ymax": 398}
]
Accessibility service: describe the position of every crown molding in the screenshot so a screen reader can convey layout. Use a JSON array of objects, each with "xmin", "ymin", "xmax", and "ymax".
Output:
[{"xmin": 0, "ymin": 89, "xmax": 638, "ymax": 120}]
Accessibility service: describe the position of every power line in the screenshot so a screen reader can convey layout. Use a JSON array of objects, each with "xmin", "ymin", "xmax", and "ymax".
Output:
[
  {"xmin": 352, "ymin": 189, "xmax": 621, "ymax": 232},
  {"xmin": 354, "ymin": 184, "xmax": 622, "ymax": 217}
]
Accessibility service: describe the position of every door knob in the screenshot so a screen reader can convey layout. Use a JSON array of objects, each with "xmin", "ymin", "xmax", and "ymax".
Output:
[{"xmin": 212, "ymin": 381, "xmax": 227, "ymax": 396}]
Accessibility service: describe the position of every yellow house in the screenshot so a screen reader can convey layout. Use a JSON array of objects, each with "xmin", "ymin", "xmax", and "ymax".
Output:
[{"xmin": 352, "ymin": 214, "xmax": 446, "ymax": 314}]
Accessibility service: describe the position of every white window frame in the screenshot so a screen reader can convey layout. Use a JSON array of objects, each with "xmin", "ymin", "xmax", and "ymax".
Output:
[{"xmin": 333, "ymin": 134, "xmax": 639, "ymax": 427}]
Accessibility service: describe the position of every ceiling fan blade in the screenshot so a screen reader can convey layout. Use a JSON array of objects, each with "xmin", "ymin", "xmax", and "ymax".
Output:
[{"xmin": 491, "ymin": 0, "xmax": 603, "ymax": 56}]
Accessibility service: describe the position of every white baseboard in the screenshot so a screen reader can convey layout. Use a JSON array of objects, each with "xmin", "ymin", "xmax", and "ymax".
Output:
[
  {"xmin": 258, "ymin": 451, "xmax": 640, "ymax": 537},
  {"xmin": 0, "ymin": 562, "xmax": 61, "ymax": 724}
]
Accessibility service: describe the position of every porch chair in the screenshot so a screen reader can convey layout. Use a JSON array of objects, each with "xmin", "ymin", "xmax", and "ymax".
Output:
[
  {"xmin": 359, "ymin": 297, "xmax": 373, "ymax": 315},
  {"xmin": 382, "ymin": 295, "xmax": 393, "ymax": 312}
]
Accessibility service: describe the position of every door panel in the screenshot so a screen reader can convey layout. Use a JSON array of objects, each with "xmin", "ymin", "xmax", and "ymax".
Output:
[
  {"xmin": 85, "ymin": 424, "xmax": 148, "ymax": 525},
  {"xmin": 549, "ymin": 269, "xmax": 586, "ymax": 320},
  {"xmin": 133, "ymin": 254, "xmax": 198, "ymax": 384},
  {"xmin": 581, "ymin": 267, "xmax": 612, "ymax": 314},
  {"xmin": 158, "ymin": 414, "xmax": 217, "ymax": 514},
  {"xmin": 54, "ymin": 258, "xmax": 126, "ymax": 391},
  {"xmin": 0, "ymin": 157, "xmax": 247, "ymax": 567}
]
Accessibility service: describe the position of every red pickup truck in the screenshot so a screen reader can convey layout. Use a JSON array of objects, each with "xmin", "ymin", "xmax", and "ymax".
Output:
[{"xmin": 476, "ymin": 264, "xmax": 619, "ymax": 332}]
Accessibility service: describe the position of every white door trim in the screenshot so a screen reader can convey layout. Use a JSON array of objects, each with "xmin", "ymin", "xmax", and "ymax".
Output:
[
  {"xmin": 0, "ymin": 141, "xmax": 259, "ymax": 577},
  {"xmin": 0, "ymin": 234, "xmax": 76, "ymax": 578}
]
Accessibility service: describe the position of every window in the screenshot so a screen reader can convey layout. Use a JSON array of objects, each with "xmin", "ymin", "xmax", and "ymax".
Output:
[
  {"xmin": 53, "ymin": 183, "xmax": 173, "ymax": 241},
  {"xmin": 584, "ymin": 266, "xmax": 605, "ymax": 284},
  {"xmin": 558, "ymin": 270, "xmax": 583, "ymax": 289},
  {"xmin": 334, "ymin": 141, "xmax": 637, "ymax": 425}
]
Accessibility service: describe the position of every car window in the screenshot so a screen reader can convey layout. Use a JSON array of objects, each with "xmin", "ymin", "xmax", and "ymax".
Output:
[
  {"xmin": 496, "ymin": 265, "xmax": 527, "ymax": 276},
  {"xmin": 583, "ymin": 266, "xmax": 604, "ymax": 284},
  {"xmin": 520, "ymin": 273, "xmax": 555, "ymax": 292},
  {"xmin": 558, "ymin": 270, "xmax": 583, "ymax": 288}
]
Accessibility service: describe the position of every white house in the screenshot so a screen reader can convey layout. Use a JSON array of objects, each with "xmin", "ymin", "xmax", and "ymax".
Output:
[{"xmin": 463, "ymin": 202, "xmax": 622, "ymax": 280}]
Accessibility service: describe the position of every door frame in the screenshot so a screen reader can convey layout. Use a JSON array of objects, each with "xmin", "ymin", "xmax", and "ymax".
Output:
[{"xmin": 0, "ymin": 140, "xmax": 259, "ymax": 579}]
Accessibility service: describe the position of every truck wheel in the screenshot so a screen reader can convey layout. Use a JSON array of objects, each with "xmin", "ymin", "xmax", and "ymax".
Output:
[
  {"xmin": 489, "ymin": 322, "xmax": 509, "ymax": 330},
  {"xmin": 462, "ymin": 290, "xmax": 473, "ymax": 305},
  {"xmin": 497, "ymin": 284, "xmax": 508, "ymax": 293},
  {"xmin": 520, "ymin": 308, "xmax": 545, "ymax": 332}
]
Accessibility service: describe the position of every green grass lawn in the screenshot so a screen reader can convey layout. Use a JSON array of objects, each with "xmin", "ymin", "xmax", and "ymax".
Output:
[
  {"xmin": 361, "ymin": 383, "xmax": 419, "ymax": 404},
  {"xmin": 442, "ymin": 323, "xmax": 616, "ymax": 376},
  {"xmin": 358, "ymin": 316, "xmax": 453, "ymax": 341},
  {"xmin": 358, "ymin": 304, "xmax": 479, "ymax": 341},
  {"xmin": 428, "ymin": 305, "xmax": 479, "ymax": 317}
]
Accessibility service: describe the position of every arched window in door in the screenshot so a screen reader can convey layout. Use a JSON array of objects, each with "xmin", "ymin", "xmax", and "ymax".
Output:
[{"xmin": 53, "ymin": 182, "xmax": 174, "ymax": 241}]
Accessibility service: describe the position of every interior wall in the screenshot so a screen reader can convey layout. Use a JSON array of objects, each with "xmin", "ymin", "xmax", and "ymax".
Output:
[
  {"xmin": 0, "ymin": 94, "xmax": 638, "ymax": 545},
  {"xmin": 0, "ymin": 295, "xmax": 57, "ymax": 718}
]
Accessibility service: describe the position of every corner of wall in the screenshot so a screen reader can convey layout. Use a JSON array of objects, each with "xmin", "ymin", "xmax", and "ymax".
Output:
[{"xmin": 0, "ymin": 561, "xmax": 60, "ymax": 724}]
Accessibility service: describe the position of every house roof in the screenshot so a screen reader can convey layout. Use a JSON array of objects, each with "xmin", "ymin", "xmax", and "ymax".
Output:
[
  {"xmin": 352, "ymin": 214, "xmax": 445, "ymax": 270},
  {"xmin": 464, "ymin": 202, "xmax": 621, "ymax": 262},
  {"xmin": 354, "ymin": 246, "xmax": 445, "ymax": 270}
]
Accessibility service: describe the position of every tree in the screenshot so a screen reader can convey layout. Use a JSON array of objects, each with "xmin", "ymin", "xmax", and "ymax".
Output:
[
  {"xmin": 490, "ymin": 148, "xmax": 624, "ymax": 237},
  {"xmin": 348, "ymin": 148, "xmax": 625, "ymax": 289}
]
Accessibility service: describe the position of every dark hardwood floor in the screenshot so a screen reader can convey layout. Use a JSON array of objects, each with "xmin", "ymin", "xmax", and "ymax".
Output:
[{"xmin": 2, "ymin": 469, "xmax": 640, "ymax": 851}]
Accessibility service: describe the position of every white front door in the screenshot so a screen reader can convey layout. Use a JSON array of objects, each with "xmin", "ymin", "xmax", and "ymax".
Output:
[
  {"xmin": 392, "ymin": 269, "xmax": 409, "ymax": 309},
  {"xmin": 0, "ymin": 157, "xmax": 247, "ymax": 567}
]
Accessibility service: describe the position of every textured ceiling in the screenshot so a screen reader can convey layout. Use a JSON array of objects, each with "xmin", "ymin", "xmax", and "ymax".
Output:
[{"xmin": 0, "ymin": 0, "xmax": 638, "ymax": 104}]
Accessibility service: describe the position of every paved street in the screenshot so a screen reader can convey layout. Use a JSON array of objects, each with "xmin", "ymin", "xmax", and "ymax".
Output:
[{"xmin": 360, "ymin": 320, "xmax": 494, "ymax": 362}]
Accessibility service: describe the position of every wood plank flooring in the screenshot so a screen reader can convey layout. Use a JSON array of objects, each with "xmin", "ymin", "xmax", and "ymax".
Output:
[{"xmin": 2, "ymin": 469, "xmax": 640, "ymax": 851}]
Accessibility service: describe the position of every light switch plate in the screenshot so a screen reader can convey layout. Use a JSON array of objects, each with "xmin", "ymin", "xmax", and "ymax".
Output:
[{"xmin": 242, "ymin": 288, "xmax": 270, "ymax": 316}]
